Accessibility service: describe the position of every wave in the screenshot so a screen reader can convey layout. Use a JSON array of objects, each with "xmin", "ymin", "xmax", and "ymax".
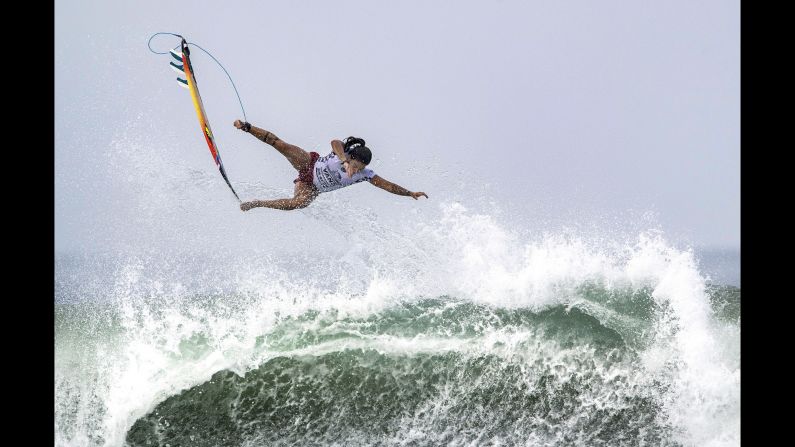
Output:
[
  {"xmin": 55, "ymin": 204, "xmax": 740, "ymax": 446},
  {"xmin": 126, "ymin": 301, "xmax": 671, "ymax": 446}
]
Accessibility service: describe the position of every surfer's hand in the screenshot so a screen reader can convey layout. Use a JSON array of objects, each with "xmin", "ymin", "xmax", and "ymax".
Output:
[
  {"xmin": 344, "ymin": 161, "xmax": 355, "ymax": 178},
  {"xmin": 410, "ymin": 192, "xmax": 428, "ymax": 200},
  {"xmin": 240, "ymin": 201, "xmax": 256, "ymax": 211}
]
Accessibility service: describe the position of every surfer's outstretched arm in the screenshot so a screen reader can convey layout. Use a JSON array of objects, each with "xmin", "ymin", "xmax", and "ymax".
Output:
[{"xmin": 370, "ymin": 175, "xmax": 428, "ymax": 200}]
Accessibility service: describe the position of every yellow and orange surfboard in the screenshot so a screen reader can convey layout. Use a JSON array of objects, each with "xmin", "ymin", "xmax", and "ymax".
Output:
[{"xmin": 171, "ymin": 39, "xmax": 240, "ymax": 202}]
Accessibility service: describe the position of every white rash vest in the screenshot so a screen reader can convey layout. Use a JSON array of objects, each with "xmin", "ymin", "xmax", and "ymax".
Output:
[{"xmin": 312, "ymin": 152, "xmax": 376, "ymax": 193}]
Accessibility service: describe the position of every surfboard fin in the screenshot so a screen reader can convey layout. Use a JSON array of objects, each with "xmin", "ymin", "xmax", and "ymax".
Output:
[
  {"xmin": 169, "ymin": 47, "xmax": 183, "ymax": 63},
  {"xmin": 170, "ymin": 61, "xmax": 184, "ymax": 74}
]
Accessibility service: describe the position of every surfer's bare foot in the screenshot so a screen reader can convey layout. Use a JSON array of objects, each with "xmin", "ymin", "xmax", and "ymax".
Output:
[
  {"xmin": 240, "ymin": 201, "xmax": 255, "ymax": 211},
  {"xmin": 234, "ymin": 120, "xmax": 252, "ymax": 132}
]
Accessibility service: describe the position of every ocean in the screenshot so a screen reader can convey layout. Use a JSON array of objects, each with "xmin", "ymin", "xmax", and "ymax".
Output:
[{"xmin": 55, "ymin": 203, "xmax": 740, "ymax": 446}]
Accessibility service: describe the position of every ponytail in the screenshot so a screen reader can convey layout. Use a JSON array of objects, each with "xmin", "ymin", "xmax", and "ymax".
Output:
[{"xmin": 343, "ymin": 136, "xmax": 366, "ymax": 152}]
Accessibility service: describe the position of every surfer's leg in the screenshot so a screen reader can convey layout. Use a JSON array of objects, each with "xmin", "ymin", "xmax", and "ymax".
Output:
[
  {"xmin": 271, "ymin": 139, "xmax": 314, "ymax": 172},
  {"xmin": 252, "ymin": 127, "xmax": 312, "ymax": 172},
  {"xmin": 238, "ymin": 122, "xmax": 312, "ymax": 171},
  {"xmin": 240, "ymin": 182, "xmax": 318, "ymax": 211}
]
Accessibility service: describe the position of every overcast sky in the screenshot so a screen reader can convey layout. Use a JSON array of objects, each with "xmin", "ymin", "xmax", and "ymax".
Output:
[{"xmin": 55, "ymin": 0, "xmax": 739, "ymax": 254}]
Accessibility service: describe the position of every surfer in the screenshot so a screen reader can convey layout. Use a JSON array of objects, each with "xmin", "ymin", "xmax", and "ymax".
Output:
[{"xmin": 233, "ymin": 120, "xmax": 428, "ymax": 211}]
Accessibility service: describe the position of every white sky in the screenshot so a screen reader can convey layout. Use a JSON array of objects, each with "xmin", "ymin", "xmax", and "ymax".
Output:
[{"xmin": 55, "ymin": 0, "xmax": 740, "ymax": 253}]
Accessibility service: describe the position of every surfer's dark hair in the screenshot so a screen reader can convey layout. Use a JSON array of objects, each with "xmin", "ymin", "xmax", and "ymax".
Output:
[
  {"xmin": 348, "ymin": 145, "xmax": 372, "ymax": 165},
  {"xmin": 344, "ymin": 136, "xmax": 372, "ymax": 165}
]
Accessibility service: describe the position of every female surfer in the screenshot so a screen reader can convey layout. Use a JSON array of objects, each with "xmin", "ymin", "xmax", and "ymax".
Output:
[{"xmin": 233, "ymin": 120, "xmax": 428, "ymax": 211}]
